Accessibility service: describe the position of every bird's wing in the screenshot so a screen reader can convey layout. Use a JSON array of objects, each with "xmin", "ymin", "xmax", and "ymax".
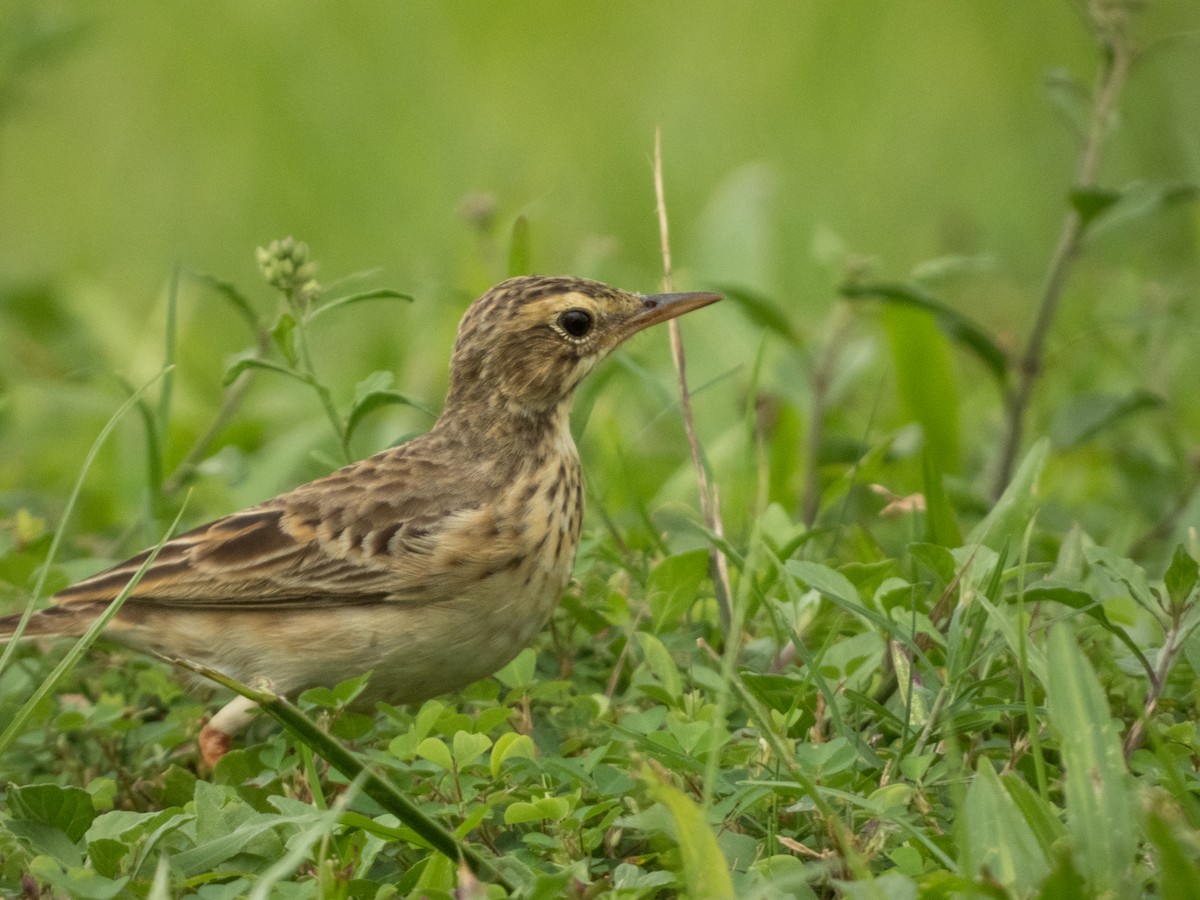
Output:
[{"xmin": 49, "ymin": 449, "xmax": 512, "ymax": 611}]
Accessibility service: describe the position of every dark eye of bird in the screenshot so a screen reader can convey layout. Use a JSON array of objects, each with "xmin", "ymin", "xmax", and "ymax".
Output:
[{"xmin": 557, "ymin": 308, "xmax": 593, "ymax": 339}]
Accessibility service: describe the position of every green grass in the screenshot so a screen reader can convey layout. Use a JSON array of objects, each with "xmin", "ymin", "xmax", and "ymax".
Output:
[{"xmin": 3, "ymin": 2, "xmax": 1200, "ymax": 898}]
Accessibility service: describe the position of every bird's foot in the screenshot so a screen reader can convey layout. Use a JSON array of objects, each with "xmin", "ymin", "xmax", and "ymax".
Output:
[{"xmin": 198, "ymin": 722, "xmax": 233, "ymax": 767}]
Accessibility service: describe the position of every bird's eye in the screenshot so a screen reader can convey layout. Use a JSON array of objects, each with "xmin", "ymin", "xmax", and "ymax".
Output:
[{"xmin": 557, "ymin": 308, "xmax": 594, "ymax": 339}]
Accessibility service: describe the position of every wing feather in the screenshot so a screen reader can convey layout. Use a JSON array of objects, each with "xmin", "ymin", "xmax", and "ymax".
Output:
[{"xmin": 48, "ymin": 441, "xmax": 500, "ymax": 611}]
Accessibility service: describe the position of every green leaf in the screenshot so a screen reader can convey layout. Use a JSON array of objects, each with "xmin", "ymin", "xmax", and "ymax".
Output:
[
  {"xmin": 713, "ymin": 284, "xmax": 801, "ymax": 346},
  {"xmin": 1083, "ymin": 180, "xmax": 1199, "ymax": 240},
  {"xmin": 968, "ymin": 437, "xmax": 1048, "ymax": 550},
  {"xmin": 271, "ymin": 311, "xmax": 299, "ymax": 364},
  {"xmin": 451, "ymin": 730, "xmax": 492, "ymax": 768},
  {"xmin": 508, "ymin": 214, "xmax": 532, "ymax": 276},
  {"xmin": 490, "ymin": 733, "xmax": 536, "ymax": 777},
  {"xmin": 922, "ymin": 450, "xmax": 962, "ymax": 547},
  {"xmin": 643, "ymin": 773, "xmax": 735, "ymax": 899},
  {"xmin": 26, "ymin": 857, "xmax": 129, "ymax": 900},
  {"xmin": 87, "ymin": 838, "xmax": 129, "ymax": 880},
  {"xmin": 1021, "ymin": 582, "xmax": 1153, "ymax": 678},
  {"xmin": 1045, "ymin": 623, "xmax": 1137, "ymax": 894},
  {"xmin": 494, "ymin": 647, "xmax": 538, "ymax": 689},
  {"xmin": 635, "ymin": 632, "xmax": 683, "ymax": 702},
  {"xmin": 646, "ymin": 548, "xmax": 710, "ymax": 631},
  {"xmin": 1144, "ymin": 795, "xmax": 1200, "ymax": 900},
  {"xmin": 841, "ymin": 280, "xmax": 1008, "ymax": 389},
  {"xmin": 415, "ymin": 737, "xmax": 454, "ymax": 771},
  {"xmin": 1049, "ymin": 389, "xmax": 1161, "ymax": 447},
  {"xmin": 958, "ymin": 758, "xmax": 1048, "ymax": 894},
  {"xmin": 190, "ymin": 271, "xmax": 259, "ymax": 329},
  {"xmin": 1069, "ymin": 186, "xmax": 1122, "ymax": 229},
  {"xmin": 222, "ymin": 354, "xmax": 310, "ymax": 388},
  {"xmin": 504, "ymin": 796, "xmax": 571, "ymax": 825},
  {"xmin": 786, "ymin": 560, "xmax": 891, "ymax": 631},
  {"xmin": 880, "ymin": 302, "xmax": 962, "ymax": 473},
  {"xmin": 7, "ymin": 783, "xmax": 96, "ymax": 843},
  {"xmin": 309, "ymin": 287, "xmax": 414, "ymax": 321},
  {"xmin": 1084, "ymin": 545, "xmax": 1158, "ymax": 613},
  {"xmin": 1000, "ymin": 771, "xmax": 1065, "ymax": 857},
  {"xmin": 345, "ymin": 388, "xmax": 435, "ymax": 445},
  {"xmin": 170, "ymin": 816, "xmax": 289, "ymax": 877},
  {"xmin": 1163, "ymin": 545, "xmax": 1199, "ymax": 611}
]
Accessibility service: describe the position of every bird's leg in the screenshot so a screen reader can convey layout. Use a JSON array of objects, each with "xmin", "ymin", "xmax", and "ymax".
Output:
[{"xmin": 199, "ymin": 694, "xmax": 259, "ymax": 766}]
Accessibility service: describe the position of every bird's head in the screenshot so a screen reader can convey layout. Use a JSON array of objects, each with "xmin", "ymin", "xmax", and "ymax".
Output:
[{"xmin": 444, "ymin": 275, "xmax": 722, "ymax": 420}]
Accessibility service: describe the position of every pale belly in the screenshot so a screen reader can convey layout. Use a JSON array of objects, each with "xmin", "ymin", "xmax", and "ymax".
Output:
[{"xmin": 112, "ymin": 555, "xmax": 568, "ymax": 704}]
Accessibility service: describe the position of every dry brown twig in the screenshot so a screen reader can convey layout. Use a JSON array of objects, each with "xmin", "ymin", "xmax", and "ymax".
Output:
[{"xmin": 653, "ymin": 128, "xmax": 734, "ymax": 630}]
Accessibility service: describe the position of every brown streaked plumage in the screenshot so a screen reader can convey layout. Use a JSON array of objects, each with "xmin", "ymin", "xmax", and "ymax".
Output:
[{"xmin": 0, "ymin": 275, "xmax": 721, "ymax": 764}]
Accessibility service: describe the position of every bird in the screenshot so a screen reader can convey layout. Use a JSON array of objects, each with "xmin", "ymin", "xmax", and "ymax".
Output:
[{"xmin": 0, "ymin": 275, "xmax": 721, "ymax": 765}]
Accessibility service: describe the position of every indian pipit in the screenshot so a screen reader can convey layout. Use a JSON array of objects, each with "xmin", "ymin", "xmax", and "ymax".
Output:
[{"xmin": 1, "ymin": 275, "xmax": 721, "ymax": 764}]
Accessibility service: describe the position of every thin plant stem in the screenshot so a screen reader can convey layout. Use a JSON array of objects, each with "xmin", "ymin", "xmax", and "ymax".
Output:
[
  {"xmin": 993, "ymin": 16, "xmax": 1134, "ymax": 496},
  {"xmin": 168, "ymin": 658, "xmax": 516, "ymax": 891},
  {"xmin": 653, "ymin": 127, "xmax": 734, "ymax": 630}
]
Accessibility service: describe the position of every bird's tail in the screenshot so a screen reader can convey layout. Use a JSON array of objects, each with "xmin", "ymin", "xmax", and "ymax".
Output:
[{"xmin": 0, "ymin": 605, "xmax": 100, "ymax": 640}]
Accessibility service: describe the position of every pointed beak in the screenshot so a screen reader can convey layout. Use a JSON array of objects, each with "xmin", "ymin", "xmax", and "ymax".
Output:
[{"xmin": 623, "ymin": 290, "xmax": 723, "ymax": 336}]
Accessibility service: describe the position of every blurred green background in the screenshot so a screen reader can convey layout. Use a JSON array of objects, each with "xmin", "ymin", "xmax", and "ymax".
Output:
[{"xmin": 1, "ymin": 1, "xmax": 1198, "ymax": 557}]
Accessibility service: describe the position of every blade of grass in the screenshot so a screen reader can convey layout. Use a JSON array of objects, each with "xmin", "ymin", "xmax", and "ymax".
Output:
[
  {"xmin": 166, "ymin": 659, "xmax": 517, "ymax": 892},
  {"xmin": 246, "ymin": 773, "xmax": 366, "ymax": 900},
  {"xmin": 0, "ymin": 486, "xmax": 189, "ymax": 758},
  {"xmin": 0, "ymin": 367, "xmax": 171, "ymax": 677},
  {"xmin": 1045, "ymin": 622, "xmax": 1137, "ymax": 894}
]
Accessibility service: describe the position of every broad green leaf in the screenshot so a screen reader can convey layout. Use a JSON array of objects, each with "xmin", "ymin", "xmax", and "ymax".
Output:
[
  {"xmin": 270, "ymin": 311, "xmax": 299, "ymax": 365},
  {"xmin": 415, "ymin": 737, "xmax": 454, "ymax": 771},
  {"xmin": 494, "ymin": 647, "xmax": 538, "ymax": 689},
  {"xmin": 7, "ymin": 783, "xmax": 96, "ymax": 843},
  {"xmin": 504, "ymin": 796, "xmax": 570, "ymax": 824},
  {"xmin": 1020, "ymin": 581, "xmax": 1153, "ymax": 677},
  {"xmin": 1049, "ymin": 389, "xmax": 1161, "ymax": 447},
  {"xmin": 795, "ymin": 737, "xmax": 857, "ymax": 778},
  {"xmin": 4, "ymin": 821, "xmax": 84, "ymax": 868},
  {"xmin": 635, "ymin": 632, "xmax": 683, "ymax": 702},
  {"xmin": 1143, "ymin": 795, "xmax": 1200, "ymax": 900},
  {"xmin": 975, "ymin": 591, "xmax": 1048, "ymax": 687},
  {"xmin": 345, "ymin": 389, "xmax": 435, "ymax": 445},
  {"xmin": 967, "ymin": 438, "xmax": 1048, "ymax": 550},
  {"xmin": 170, "ymin": 818, "xmax": 289, "ymax": 877},
  {"xmin": 26, "ymin": 857, "xmax": 128, "ymax": 900},
  {"xmin": 922, "ymin": 450, "xmax": 962, "ymax": 547},
  {"xmin": 644, "ymin": 774, "xmax": 735, "ymax": 899},
  {"xmin": 1163, "ymin": 545, "xmax": 1199, "ymax": 611},
  {"xmin": 87, "ymin": 838, "xmax": 128, "ymax": 880},
  {"xmin": 786, "ymin": 560, "xmax": 891, "ymax": 630},
  {"xmin": 841, "ymin": 280, "xmax": 1008, "ymax": 389},
  {"xmin": 1068, "ymin": 185, "xmax": 1122, "ymax": 229},
  {"xmin": 1084, "ymin": 545, "xmax": 1157, "ymax": 613},
  {"xmin": 999, "ymin": 771, "xmax": 1065, "ymax": 857},
  {"xmin": 1083, "ymin": 179, "xmax": 1199, "ymax": 240},
  {"xmin": 646, "ymin": 548, "xmax": 710, "ymax": 631},
  {"xmin": 881, "ymin": 303, "xmax": 961, "ymax": 474},
  {"xmin": 451, "ymin": 730, "xmax": 492, "ymax": 768},
  {"xmin": 713, "ymin": 284, "xmax": 801, "ymax": 346},
  {"xmin": 1045, "ymin": 623, "xmax": 1136, "ymax": 894},
  {"xmin": 958, "ymin": 758, "xmax": 1048, "ymax": 894},
  {"xmin": 508, "ymin": 214, "xmax": 532, "ymax": 276},
  {"xmin": 908, "ymin": 542, "xmax": 957, "ymax": 585},
  {"xmin": 490, "ymin": 733, "xmax": 536, "ymax": 777}
]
